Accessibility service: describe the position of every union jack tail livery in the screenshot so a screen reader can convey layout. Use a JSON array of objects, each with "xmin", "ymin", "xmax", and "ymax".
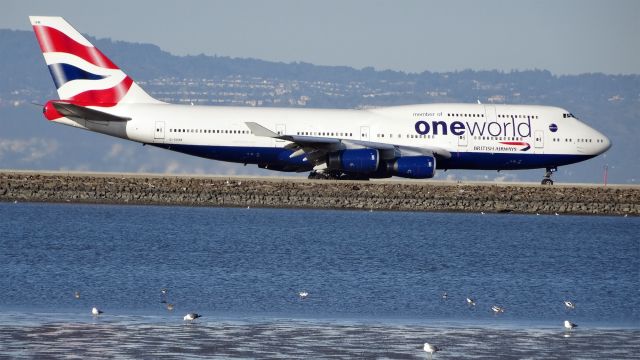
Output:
[{"xmin": 29, "ymin": 16, "xmax": 158, "ymax": 107}]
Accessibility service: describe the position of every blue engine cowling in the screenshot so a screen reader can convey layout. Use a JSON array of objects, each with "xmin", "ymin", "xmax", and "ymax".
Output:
[
  {"xmin": 326, "ymin": 149, "xmax": 379, "ymax": 173},
  {"xmin": 391, "ymin": 156, "xmax": 436, "ymax": 179}
]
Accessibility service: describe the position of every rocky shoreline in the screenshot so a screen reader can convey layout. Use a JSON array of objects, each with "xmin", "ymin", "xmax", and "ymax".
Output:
[{"xmin": 0, "ymin": 172, "xmax": 638, "ymax": 215}]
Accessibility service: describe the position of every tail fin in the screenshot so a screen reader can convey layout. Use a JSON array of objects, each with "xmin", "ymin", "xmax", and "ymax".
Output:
[{"xmin": 29, "ymin": 16, "xmax": 160, "ymax": 106}]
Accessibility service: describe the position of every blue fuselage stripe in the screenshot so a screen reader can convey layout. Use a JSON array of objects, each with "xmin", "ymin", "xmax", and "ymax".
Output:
[{"xmin": 150, "ymin": 144, "xmax": 595, "ymax": 171}]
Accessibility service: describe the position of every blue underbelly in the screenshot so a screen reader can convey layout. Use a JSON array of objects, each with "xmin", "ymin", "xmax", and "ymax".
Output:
[{"xmin": 151, "ymin": 144, "xmax": 594, "ymax": 171}]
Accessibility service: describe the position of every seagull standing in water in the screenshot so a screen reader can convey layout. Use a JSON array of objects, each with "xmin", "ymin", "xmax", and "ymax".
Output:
[
  {"xmin": 184, "ymin": 313, "xmax": 202, "ymax": 321},
  {"xmin": 466, "ymin": 297, "xmax": 476, "ymax": 306},
  {"xmin": 564, "ymin": 300, "xmax": 575, "ymax": 310},
  {"xmin": 91, "ymin": 307, "xmax": 103, "ymax": 316},
  {"xmin": 564, "ymin": 320, "xmax": 578, "ymax": 331},
  {"xmin": 423, "ymin": 342, "xmax": 440, "ymax": 359}
]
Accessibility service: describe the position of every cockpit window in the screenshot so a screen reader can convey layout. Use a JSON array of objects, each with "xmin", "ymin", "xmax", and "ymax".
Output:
[{"xmin": 562, "ymin": 113, "xmax": 578, "ymax": 119}]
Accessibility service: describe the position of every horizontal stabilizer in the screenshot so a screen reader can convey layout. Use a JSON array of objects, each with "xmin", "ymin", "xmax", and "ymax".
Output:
[{"xmin": 52, "ymin": 101, "xmax": 131, "ymax": 122}]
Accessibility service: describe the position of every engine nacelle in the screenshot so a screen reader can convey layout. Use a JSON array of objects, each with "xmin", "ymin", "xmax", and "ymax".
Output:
[
  {"xmin": 327, "ymin": 149, "xmax": 379, "ymax": 174},
  {"xmin": 391, "ymin": 156, "xmax": 436, "ymax": 179}
]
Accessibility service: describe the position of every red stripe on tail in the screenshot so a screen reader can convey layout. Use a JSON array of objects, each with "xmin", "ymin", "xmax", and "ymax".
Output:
[
  {"xmin": 67, "ymin": 76, "xmax": 134, "ymax": 106},
  {"xmin": 33, "ymin": 25, "xmax": 118, "ymax": 69}
]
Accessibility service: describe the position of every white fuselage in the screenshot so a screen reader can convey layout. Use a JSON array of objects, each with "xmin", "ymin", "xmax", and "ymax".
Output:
[{"xmin": 52, "ymin": 102, "xmax": 610, "ymax": 172}]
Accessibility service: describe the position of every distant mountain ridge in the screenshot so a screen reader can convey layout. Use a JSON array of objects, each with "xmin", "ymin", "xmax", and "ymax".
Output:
[{"xmin": 0, "ymin": 28, "xmax": 638, "ymax": 183}]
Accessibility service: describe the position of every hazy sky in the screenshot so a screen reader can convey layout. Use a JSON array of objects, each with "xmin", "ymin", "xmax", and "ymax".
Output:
[{"xmin": 4, "ymin": 0, "xmax": 639, "ymax": 75}]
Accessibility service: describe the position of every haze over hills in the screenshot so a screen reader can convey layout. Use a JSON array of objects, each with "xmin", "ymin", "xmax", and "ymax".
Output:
[{"xmin": 1, "ymin": 29, "xmax": 638, "ymax": 183}]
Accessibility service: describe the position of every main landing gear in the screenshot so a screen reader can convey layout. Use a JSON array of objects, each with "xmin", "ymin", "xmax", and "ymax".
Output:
[
  {"xmin": 541, "ymin": 167, "xmax": 557, "ymax": 185},
  {"xmin": 308, "ymin": 170, "xmax": 370, "ymax": 181}
]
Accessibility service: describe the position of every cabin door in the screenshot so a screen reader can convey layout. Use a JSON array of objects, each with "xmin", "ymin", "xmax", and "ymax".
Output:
[
  {"xmin": 534, "ymin": 130, "xmax": 544, "ymax": 149},
  {"xmin": 360, "ymin": 126, "xmax": 370, "ymax": 141},
  {"xmin": 154, "ymin": 121, "xmax": 165, "ymax": 142},
  {"xmin": 276, "ymin": 124, "xmax": 286, "ymax": 143},
  {"xmin": 457, "ymin": 133, "xmax": 468, "ymax": 148}
]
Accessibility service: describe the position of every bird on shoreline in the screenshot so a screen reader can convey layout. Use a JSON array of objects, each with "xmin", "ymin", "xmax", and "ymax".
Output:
[
  {"xmin": 564, "ymin": 320, "xmax": 577, "ymax": 331},
  {"xmin": 91, "ymin": 307, "xmax": 103, "ymax": 316},
  {"xmin": 423, "ymin": 342, "xmax": 440, "ymax": 359},
  {"xmin": 184, "ymin": 313, "xmax": 202, "ymax": 321},
  {"xmin": 564, "ymin": 300, "xmax": 575, "ymax": 310}
]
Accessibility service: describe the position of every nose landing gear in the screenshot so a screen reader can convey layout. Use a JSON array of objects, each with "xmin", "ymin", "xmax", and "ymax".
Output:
[{"xmin": 541, "ymin": 167, "xmax": 557, "ymax": 185}]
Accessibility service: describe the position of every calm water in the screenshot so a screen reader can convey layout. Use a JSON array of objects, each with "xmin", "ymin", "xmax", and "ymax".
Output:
[{"xmin": 0, "ymin": 202, "xmax": 638, "ymax": 358}]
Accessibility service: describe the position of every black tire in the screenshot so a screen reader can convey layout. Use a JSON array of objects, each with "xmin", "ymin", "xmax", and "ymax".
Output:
[{"xmin": 541, "ymin": 178, "xmax": 554, "ymax": 185}]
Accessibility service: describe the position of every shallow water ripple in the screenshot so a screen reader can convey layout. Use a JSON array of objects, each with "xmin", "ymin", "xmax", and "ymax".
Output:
[{"xmin": 0, "ymin": 321, "xmax": 638, "ymax": 359}]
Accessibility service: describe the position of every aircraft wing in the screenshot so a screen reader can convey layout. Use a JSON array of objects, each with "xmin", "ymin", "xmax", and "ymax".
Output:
[{"xmin": 245, "ymin": 122, "xmax": 451, "ymax": 166}]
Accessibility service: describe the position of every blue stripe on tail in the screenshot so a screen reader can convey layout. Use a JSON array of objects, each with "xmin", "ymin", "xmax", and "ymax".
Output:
[{"xmin": 47, "ymin": 63, "xmax": 106, "ymax": 89}]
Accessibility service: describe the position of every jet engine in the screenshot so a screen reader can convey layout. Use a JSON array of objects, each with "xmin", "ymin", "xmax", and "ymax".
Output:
[
  {"xmin": 389, "ymin": 155, "xmax": 436, "ymax": 179},
  {"xmin": 326, "ymin": 149, "xmax": 379, "ymax": 173}
]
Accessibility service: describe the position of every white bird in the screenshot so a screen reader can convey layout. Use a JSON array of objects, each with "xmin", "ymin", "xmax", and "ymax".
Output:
[
  {"xmin": 491, "ymin": 305, "xmax": 505, "ymax": 314},
  {"xmin": 442, "ymin": 292, "xmax": 448, "ymax": 300},
  {"xmin": 466, "ymin": 297, "xmax": 476, "ymax": 306},
  {"xmin": 161, "ymin": 288, "xmax": 168, "ymax": 295},
  {"xmin": 166, "ymin": 303, "xmax": 175, "ymax": 311},
  {"xmin": 555, "ymin": 212, "xmax": 559, "ymax": 216},
  {"xmin": 184, "ymin": 313, "xmax": 202, "ymax": 321},
  {"xmin": 423, "ymin": 342, "xmax": 440, "ymax": 359},
  {"xmin": 91, "ymin": 307, "xmax": 103, "ymax": 316},
  {"xmin": 564, "ymin": 320, "xmax": 577, "ymax": 330},
  {"xmin": 480, "ymin": 211, "xmax": 485, "ymax": 215},
  {"xmin": 564, "ymin": 300, "xmax": 575, "ymax": 310},
  {"xmin": 74, "ymin": 291, "xmax": 81, "ymax": 299},
  {"xmin": 298, "ymin": 291, "xmax": 309, "ymax": 300}
]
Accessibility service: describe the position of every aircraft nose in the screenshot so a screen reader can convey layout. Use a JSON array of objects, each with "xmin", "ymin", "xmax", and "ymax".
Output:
[
  {"xmin": 597, "ymin": 132, "xmax": 612, "ymax": 154},
  {"xmin": 603, "ymin": 135, "xmax": 612, "ymax": 152}
]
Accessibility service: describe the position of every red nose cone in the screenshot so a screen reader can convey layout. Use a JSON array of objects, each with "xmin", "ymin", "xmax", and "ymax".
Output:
[{"xmin": 43, "ymin": 101, "xmax": 63, "ymax": 120}]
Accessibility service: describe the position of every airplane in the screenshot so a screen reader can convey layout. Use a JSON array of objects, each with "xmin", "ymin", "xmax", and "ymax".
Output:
[{"xmin": 29, "ymin": 16, "xmax": 611, "ymax": 185}]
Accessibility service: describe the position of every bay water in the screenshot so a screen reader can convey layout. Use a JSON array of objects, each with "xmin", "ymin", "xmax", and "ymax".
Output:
[{"xmin": 0, "ymin": 202, "xmax": 638, "ymax": 358}]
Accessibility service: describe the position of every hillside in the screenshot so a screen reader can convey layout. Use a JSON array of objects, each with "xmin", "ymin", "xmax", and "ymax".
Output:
[{"xmin": 0, "ymin": 29, "xmax": 637, "ymax": 183}]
